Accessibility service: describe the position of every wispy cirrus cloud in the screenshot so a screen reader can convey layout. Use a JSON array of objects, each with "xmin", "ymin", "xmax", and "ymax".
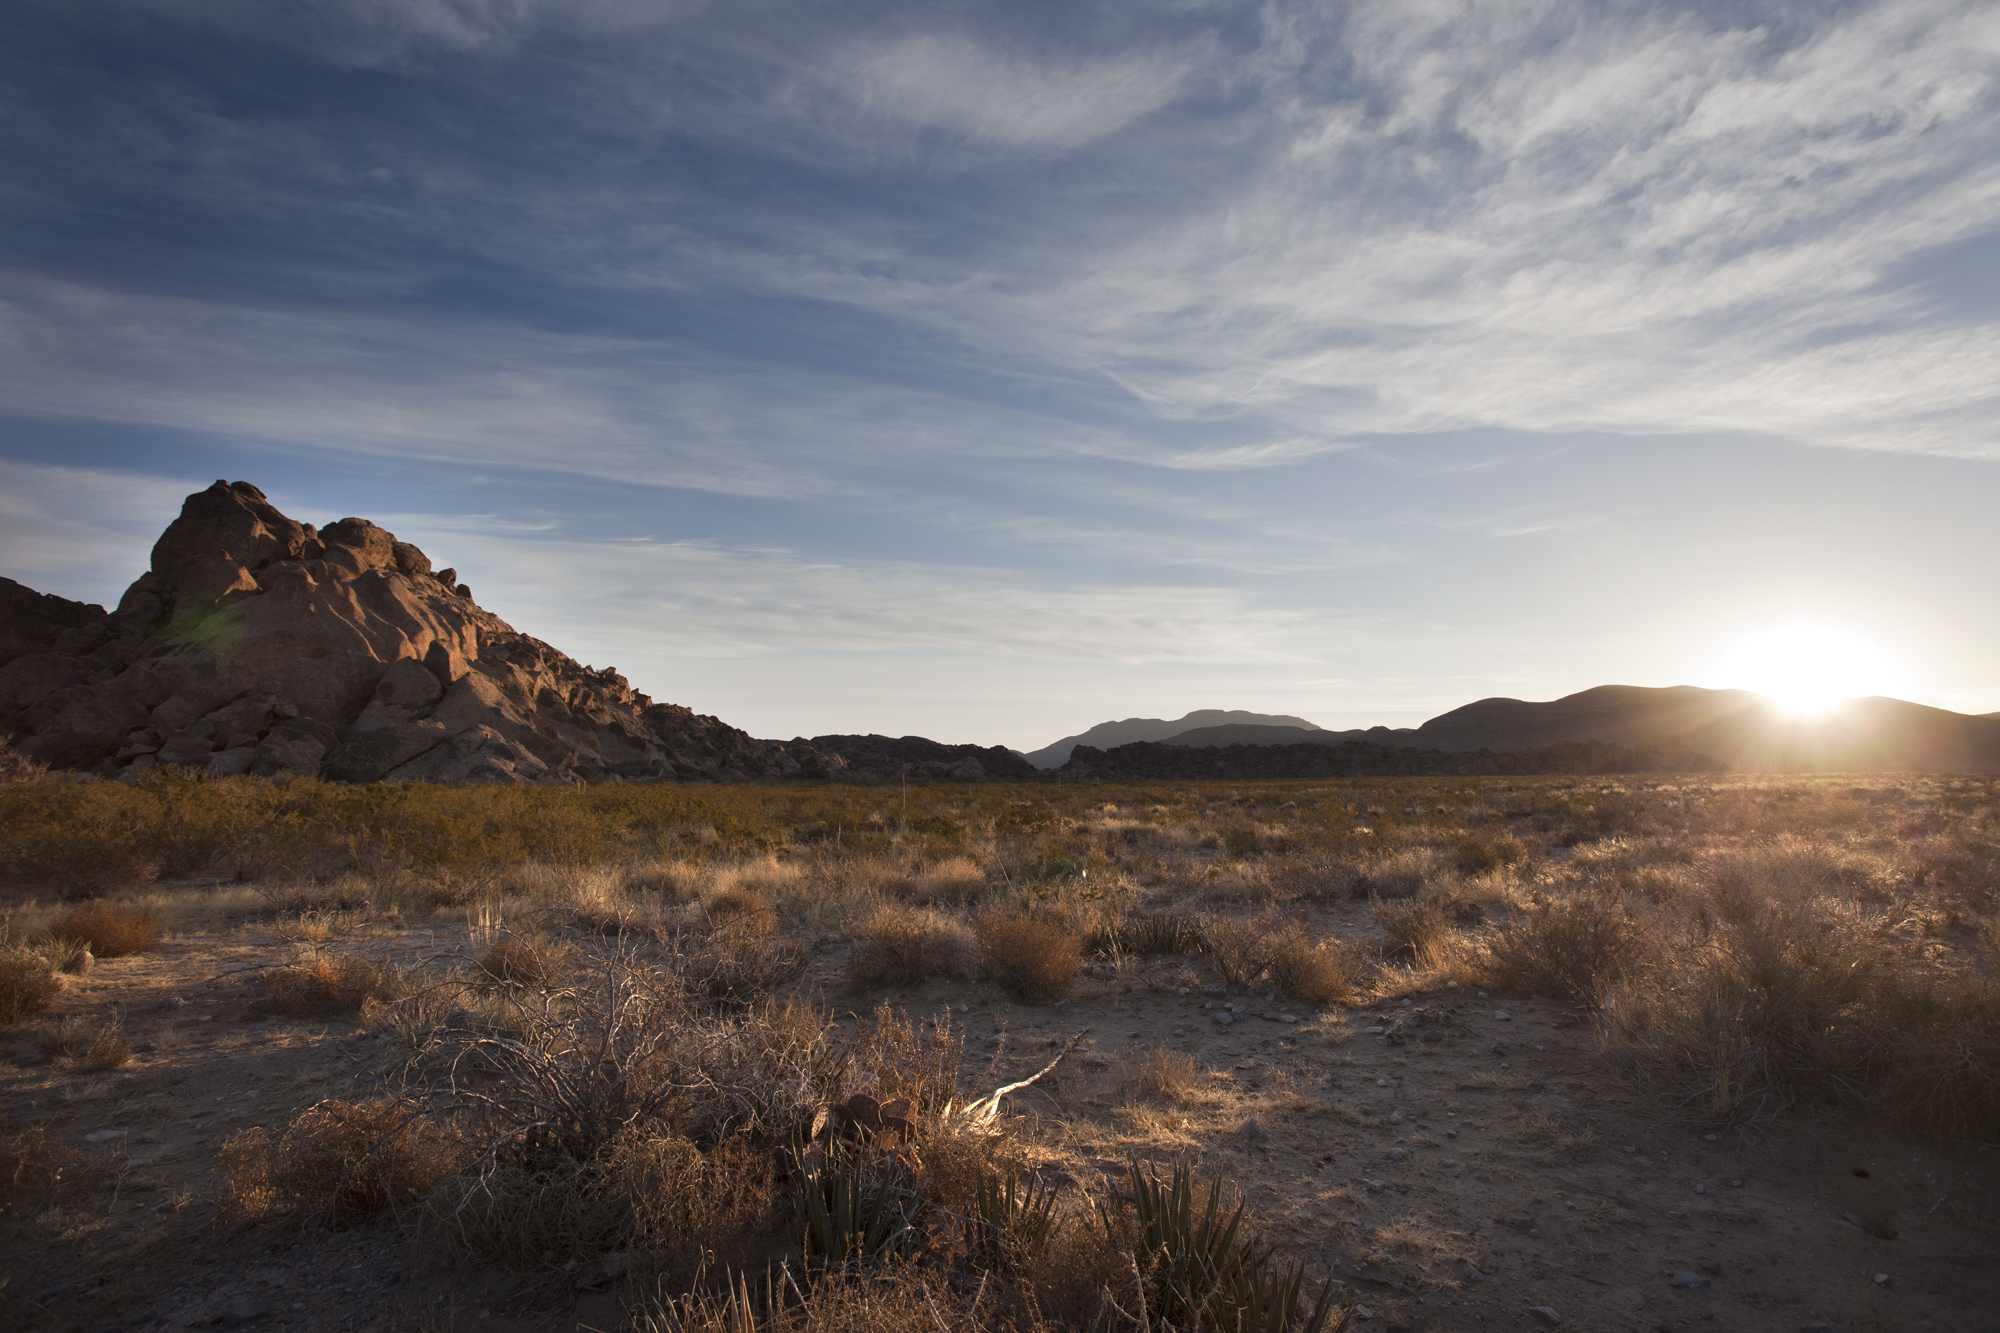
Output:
[
  {"xmin": 1, "ymin": 0, "xmax": 1996, "ymax": 734},
  {"xmin": 831, "ymin": 33, "xmax": 1194, "ymax": 150}
]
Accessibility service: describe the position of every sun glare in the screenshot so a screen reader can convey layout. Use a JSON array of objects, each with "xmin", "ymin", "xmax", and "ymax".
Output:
[{"xmin": 1702, "ymin": 622, "xmax": 1910, "ymax": 714}]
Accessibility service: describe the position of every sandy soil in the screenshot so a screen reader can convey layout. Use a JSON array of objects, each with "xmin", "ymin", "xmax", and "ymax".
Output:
[{"xmin": 4, "ymin": 891, "xmax": 1997, "ymax": 1333}]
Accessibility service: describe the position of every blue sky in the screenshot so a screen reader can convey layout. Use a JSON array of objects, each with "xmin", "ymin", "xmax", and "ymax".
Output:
[{"xmin": 3, "ymin": 0, "xmax": 1997, "ymax": 748}]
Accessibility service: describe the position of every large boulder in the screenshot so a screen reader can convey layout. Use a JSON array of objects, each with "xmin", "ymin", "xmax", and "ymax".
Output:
[{"xmin": 1, "ymin": 481, "xmax": 835, "ymax": 785}]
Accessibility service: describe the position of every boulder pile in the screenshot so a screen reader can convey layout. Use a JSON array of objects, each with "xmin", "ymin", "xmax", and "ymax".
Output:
[{"xmin": 0, "ymin": 481, "xmax": 835, "ymax": 784}]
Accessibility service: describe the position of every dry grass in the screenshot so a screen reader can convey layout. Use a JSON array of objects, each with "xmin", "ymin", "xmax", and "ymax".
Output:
[
  {"xmin": 706, "ymin": 886, "xmax": 779, "ymax": 935},
  {"xmin": 907, "ymin": 855, "xmax": 988, "ymax": 906},
  {"xmin": 76, "ymin": 1025, "xmax": 132, "ymax": 1071},
  {"xmin": 1265, "ymin": 921, "xmax": 1366, "ymax": 1005},
  {"xmin": 1, "ymin": 1121, "xmax": 88, "ymax": 1211},
  {"xmin": 221, "ymin": 1098, "xmax": 465, "ymax": 1227},
  {"xmin": 976, "ymin": 913, "xmax": 1081, "ymax": 1002},
  {"xmin": 846, "ymin": 905, "xmax": 978, "ymax": 987},
  {"xmin": 1372, "ymin": 892, "xmax": 1457, "ymax": 959},
  {"xmin": 0, "ymin": 946, "xmax": 60, "ymax": 1024},
  {"xmin": 1201, "ymin": 917, "xmax": 1363, "ymax": 1004},
  {"xmin": 1125, "ymin": 1046, "xmax": 1201, "ymax": 1104},
  {"xmin": 51, "ymin": 900, "xmax": 159, "ymax": 957},
  {"xmin": 263, "ymin": 952, "xmax": 402, "ymax": 1017},
  {"xmin": 1481, "ymin": 893, "xmax": 1648, "ymax": 1006},
  {"xmin": 475, "ymin": 930, "xmax": 574, "ymax": 986}
]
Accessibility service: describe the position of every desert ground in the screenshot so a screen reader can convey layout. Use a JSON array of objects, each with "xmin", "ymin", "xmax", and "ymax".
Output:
[{"xmin": 3, "ymin": 764, "xmax": 1998, "ymax": 1333}]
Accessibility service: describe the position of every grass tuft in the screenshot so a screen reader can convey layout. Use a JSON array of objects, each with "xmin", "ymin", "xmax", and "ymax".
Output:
[
  {"xmin": 976, "ymin": 913, "xmax": 1081, "ymax": 1002},
  {"xmin": 52, "ymin": 900, "xmax": 159, "ymax": 957},
  {"xmin": 846, "ymin": 905, "xmax": 978, "ymax": 987},
  {"xmin": 263, "ymin": 953, "xmax": 403, "ymax": 1017},
  {"xmin": 0, "ymin": 947, "xmax": 60, "ymax": 1024}
]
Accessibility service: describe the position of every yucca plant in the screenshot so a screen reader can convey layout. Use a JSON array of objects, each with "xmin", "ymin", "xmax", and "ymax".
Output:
[
  {"xmin": 971, "ymin": 1168, "xmax": 1062, "ymax": 1271},
  {"xmin": 801, "ymin": 1139, "xmax": 919, "ymax": 1268},
  {"xmin": 1126, "ymin": 1161, "xmax": 1349, "ymax": 1333}
]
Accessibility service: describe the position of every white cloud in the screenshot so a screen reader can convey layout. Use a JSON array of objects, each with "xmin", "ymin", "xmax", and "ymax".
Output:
[
  {"xmin": 0, "ymin": 460, "xmax": 201, "ymax": 605},
  {"xmin": 742, "ymin": 1, "xmax": 2000, "ymax": 458},
  {"xmin": 0, "ymin": 269, "xmax": 1148, "ymax": 501},
  {"xmin": 392, "ymin": 520, "xmax": 1339, "ymax": 665},
  {"xmin": 834, "ymin": 34, "xmax": 1190, "ymax": 150}
]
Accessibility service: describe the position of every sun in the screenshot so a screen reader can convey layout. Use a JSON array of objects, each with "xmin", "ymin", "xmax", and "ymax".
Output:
[{"xmin": 1701, "ymin": 622, "xmax": 1910, "ymax": 714}]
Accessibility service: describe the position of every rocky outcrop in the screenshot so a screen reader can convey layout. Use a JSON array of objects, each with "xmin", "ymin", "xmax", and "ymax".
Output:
[
  {"xmin": 1057, "ymin": 737, "xmax": 1722, "ymax": 781},
  {"xmin": 801, "ymin": 734, "xmax": 1044, "ymax": 782},
  {"xmin": 0, "ymin": 481, "xmax": 836, "ymax": 785}
]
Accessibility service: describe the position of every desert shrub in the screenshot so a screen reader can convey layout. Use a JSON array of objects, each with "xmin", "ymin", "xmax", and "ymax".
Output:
[
  {"xmin": 635, "ymin": 1268, "xmax": 1017, "ymax": 1333},
  {"xmin": 476, "ymin": 930, "xmax": 574, "ymax": 986},
  {"xmin": 1125, "ymin": 1160, "xmax": 1347, "ymax": 1333},
  {"xmin": 1110, "ymin": 911, "xmax": 1207, "ymax": 957},
  {"xmin": 431, "ymin": 1130, "xmax": 785, "ymax": 1285},
  {"xmin": 221, "ymin": 1098, "xmax": 463, "ymax": 1227},
  {"xmin": 1372, "ymin": 893, "xmax": 1454, "ymax": 959},
  {"xmin": 976, "ymin": 914, "xmax": 1080, "ymax": 1002},
  {"xmin": 847, "ymin": 905, "xmax": 978, "ymax": 987},
  {"xmin": 1451, "ymin": 833, "xmax": 1526, "ymax": 875},
  {"xmin": 1598, "ymin": 896, "xmax": 1879, "ymax": 1126},
  {"xmin": 1355, "ymin": 848, "xmax": 1438, "ymax": 900},
  {"xmin": 263, "ymin": 952, "xmax": 402, "ymax": 1016},
  {"xmin": 675, "ymin": 925, "xmax": 809, "ymax": 1009},
  {"xmin": 1197, "ymin": 918, "xmax": 1360, "ymax": 1004},
  {"xmin": 909, "ymin": 856, "xmax": 987, "ymax": 906},
  {"xmin": 1125, "ymin": 1046, "xmax": 1200, "ymax": 1104},
  {"xmin": 1864, "ymin": 971, "xmax": 2000, "ymax": 1140},
  {"xmin": 0, "ymin": 948, "xmax": 60, "ymax": 1024},
  {"xmin": 1, "ymin": 1122, "xmax": 87, "ymax": 1211},
  {"xmin": 1201, "ymin": 918, "xmax": 1266, "ymax": 988},
  {"xmin": 74, "ymin": 1025, "xmax": 132, "ymax": 1072},
  {"xmin": 1482, "ymin": 894, "xmax": 1648, "ymax": 1006},
  {"xmin": 705, "ymin": 886, "xmax": 778, "ymax": 935},
  {"xmin": 52, "ymin": 900, "xmax": 159, "ymax": 957},
  {"xmin": 1265, "ymin": 922, "xmax": 1364, "ymax": 1005}
]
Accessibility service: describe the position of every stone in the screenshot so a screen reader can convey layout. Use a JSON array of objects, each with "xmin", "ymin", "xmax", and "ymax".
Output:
[
  {"xmin": 206, "ymin": 747, "xmax": 259, "ymax": 777},
  {"xmin": 1, "ymin": 482, "xmax": 844, "ymax": 786},
  {"xmin": 1241, "ymin": 1118, "xmax": 1269, "ymax": 1141},
  {"xmin": 1387, "ymin": 1148, "xmax": 1406, "ymax": 1162},
  {"xmin": 1947, "ymin": 1253, "xmax": 1977, "ymax": 1267},
  {"xmin": 1669, "ymin": 1270, "xmax": 1711, "ymax": 1289},
  {"xmin": 221, "ymin": 1296, "xmax": 272, "ymax": 1325},
  {"xmin": 156, "ymin": 733, "xmax": 219, "ymax": 766},
  {"xmin": 1528, "ymin": 1309, "xmax": 1562, "ymax": 1326},
  {"xmin": 1493, "ymin": 1011, "xmax": 1510, "ymax": 1020},
  {"xmin": 252, "ymin": 717, "xmax": 337, "ymax": 776},
  {"xmin": 1215, "ymin": 1012, "xmax": 1233, "ymax": 1025}
]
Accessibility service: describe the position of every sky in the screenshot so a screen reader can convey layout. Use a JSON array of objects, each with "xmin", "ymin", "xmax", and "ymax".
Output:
[{"xmin": 2, "ymin": 0, "xmax": 1998, "ymax": 749}]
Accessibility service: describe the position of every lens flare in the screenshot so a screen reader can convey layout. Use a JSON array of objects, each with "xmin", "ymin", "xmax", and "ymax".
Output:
[{"xmin": 1701, "ymin": 622, "xmax": 1910, "ymax": 714}]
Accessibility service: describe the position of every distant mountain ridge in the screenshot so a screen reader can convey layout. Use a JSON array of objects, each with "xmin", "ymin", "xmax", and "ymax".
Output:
[
  {"xmin": 1023, "ymin": 709, "xmax": 1320, "ymax": 768},
  {"xmin": 1046, "ymin": 684, "xmax": 2000, "ymax": 776}
]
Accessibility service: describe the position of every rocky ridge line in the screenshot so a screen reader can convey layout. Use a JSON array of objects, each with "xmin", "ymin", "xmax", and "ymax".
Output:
[{"xmin": 0, "ymin": 482, "xmax": 835, "ymax": 784}]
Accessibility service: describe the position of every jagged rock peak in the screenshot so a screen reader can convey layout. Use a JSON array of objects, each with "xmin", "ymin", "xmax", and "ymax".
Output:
[{"xmin": 1, "ymin": 482, "xmax": 835, "ymax": 786}]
